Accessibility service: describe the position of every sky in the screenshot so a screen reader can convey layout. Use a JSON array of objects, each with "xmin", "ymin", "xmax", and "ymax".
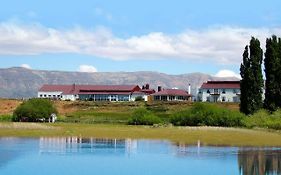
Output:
[{"xmin": 1, "ymin": 0, "xmax": 281, "ymax": 77}]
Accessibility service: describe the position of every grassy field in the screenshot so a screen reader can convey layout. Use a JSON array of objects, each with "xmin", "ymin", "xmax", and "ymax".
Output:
[
  {"xmin": 1, "ymin": 122, "xmax": 281, "ymax": 147},
  {"xmin": 2, "ymin": 98, "xmax": 281, "ymax": 146}
]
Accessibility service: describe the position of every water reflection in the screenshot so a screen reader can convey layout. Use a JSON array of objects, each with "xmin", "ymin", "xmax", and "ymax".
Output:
[
  {"xmin": 1, "ymin": 137, "xmax": 281, "ymax": 175},
  {"xmin": 238, "ymin": 148, "xmax": 281, "ymax": 175},
  {"xmin": 39, "ymin": 137, "xmax": 138, "ymax": 155}
]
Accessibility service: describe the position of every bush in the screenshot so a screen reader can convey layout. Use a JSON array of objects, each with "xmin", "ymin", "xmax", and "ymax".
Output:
[
  {"xmin": 13, "ymin": 98, "xmax": 57, "ymax": 122},
  {"xmin": 0, "ymin": 115, "xmax": 13, "ymax": 122},
  {"xmin": 242, "ymin": 109, "xmax": 281, "ymax": 129},
  {"xmin": 128, "ymin": 108, "xmax": 162, "ymax": 125},
  {"xmin": 170, "ymin": 103, "xmax": 245, "ymax": 127},
  {"xmin": 134, "ymin": 96, "xmax": 144, "ymax": 101}
]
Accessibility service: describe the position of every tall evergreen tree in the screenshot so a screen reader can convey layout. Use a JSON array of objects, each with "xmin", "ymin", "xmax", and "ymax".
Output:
[
  {"xmin": 264, "ymin": 36, "xmax": 280, "ymax": 111},
  {"xmin": 240, "ymin": 37, "xmax": 264, "ymax": 115}
]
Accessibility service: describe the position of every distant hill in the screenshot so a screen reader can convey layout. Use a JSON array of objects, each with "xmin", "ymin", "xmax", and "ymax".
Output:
[{"xmin": 0, "ymin": 67, "xmax": 238, "ymax": 98}]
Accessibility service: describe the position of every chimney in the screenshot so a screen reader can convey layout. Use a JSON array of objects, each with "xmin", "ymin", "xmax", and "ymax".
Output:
[
  {"xmin": 158, "ymin": 86, "xmax": 162, "ymax": 92},
  {"xmin": 188, "ymin": 84, "xmax": 191, "ymax": 94},
  {"xmin": 145, "ymin": 84, "xmax": 149, "ymax": 89}
]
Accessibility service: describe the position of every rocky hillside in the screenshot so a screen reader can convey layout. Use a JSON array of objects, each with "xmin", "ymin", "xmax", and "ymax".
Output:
[{"xmin": 0, "ymin": 67, "xmax": 238, "ymax": 98}]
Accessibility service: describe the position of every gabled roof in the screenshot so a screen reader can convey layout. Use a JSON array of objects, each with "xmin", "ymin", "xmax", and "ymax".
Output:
[
  {"xmin": 152, "ymin": 89, "xmax": 191, "ymax": 96},
  {"xmin": 39, "ymin": 84, "xmax": 141, "ymax": 95},
  {"xmin": 140, "ymin": 89, "xmax": 156, "ymax": 94},
  {"xmin": 200, "ymin": 81, "xmax": 240, "ymax": 89},
  {"xmin": 77, "ymin": 85, "xmax": 139, "ymax": 92},
  {"xmin": 39, "ymin": 85, "xmax": 73, "ymax": 93}
]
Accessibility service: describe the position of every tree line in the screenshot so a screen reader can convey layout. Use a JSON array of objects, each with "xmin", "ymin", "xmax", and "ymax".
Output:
[{"xmin": 240, "ymin": 35, "xmax": 281, "ymax": 114}]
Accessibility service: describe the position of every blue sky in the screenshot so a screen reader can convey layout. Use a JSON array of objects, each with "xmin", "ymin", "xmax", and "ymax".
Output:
[{"xmin": 0, "ymin": 0, "xmax": 281, "ymax": 76}]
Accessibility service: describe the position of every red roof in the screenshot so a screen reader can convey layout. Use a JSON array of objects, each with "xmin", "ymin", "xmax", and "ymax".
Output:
[
  {"xmin": 39, "ymin": 85, "xmax": 73, "ymax": 94},
  {"xmin": 200, "ymin": 81, "xmax": 240, "ymax": 89},
  {"xmin": 140, "ymin": 89, "xmax": 155, "ymax": 95},
  {"xmin": 152, "ymin": 89, "xmax": 190, "ymax": 96},
  {"xmin": 39, "ymin": 84, "xmax": 141, "ymax": 95}
]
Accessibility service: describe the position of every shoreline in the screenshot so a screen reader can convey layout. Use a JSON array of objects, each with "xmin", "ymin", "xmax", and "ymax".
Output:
[{"xmin": 1, "ymin": 122, "xmax": 281, "ymax": 147}]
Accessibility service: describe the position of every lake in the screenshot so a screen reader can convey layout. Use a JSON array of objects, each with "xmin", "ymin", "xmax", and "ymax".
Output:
[{"xmin": 0, "ymin": 137, "xmax": 280, "ymax": 175}]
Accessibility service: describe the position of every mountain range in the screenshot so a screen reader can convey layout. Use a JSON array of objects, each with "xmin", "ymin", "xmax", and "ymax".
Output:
[{"xmin": 0, "ymin": 67, "xmax": 238, "ymax": 98}]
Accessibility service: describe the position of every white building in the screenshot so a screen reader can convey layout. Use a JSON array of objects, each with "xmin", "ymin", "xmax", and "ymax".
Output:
[
  {"xmin": 37, "ymin": 84, "xmax": 154, "ymax": 102},
  {"xmin": 197, "ymin": 81, "xmax": 240, "ymax": 102}
]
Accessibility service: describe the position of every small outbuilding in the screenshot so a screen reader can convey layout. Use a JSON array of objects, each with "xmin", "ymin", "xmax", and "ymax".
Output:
[{"xmin": 151, "ymin": 89, "xmax": 191, "ymax": 101}]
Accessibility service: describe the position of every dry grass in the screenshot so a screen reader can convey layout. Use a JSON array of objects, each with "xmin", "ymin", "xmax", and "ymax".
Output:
[
  {"xmin": 0, "ymin": 99, "xmax": 22, "ymax": 115},
  {"xmin": 0, "ymin": 122, "xmax": 56, "ymax": 130}
]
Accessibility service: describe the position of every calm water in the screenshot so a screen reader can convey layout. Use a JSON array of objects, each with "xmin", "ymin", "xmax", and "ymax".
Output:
[{"xmin": 0, "ymin": 137, "xmax": 280, "ymax": 175}]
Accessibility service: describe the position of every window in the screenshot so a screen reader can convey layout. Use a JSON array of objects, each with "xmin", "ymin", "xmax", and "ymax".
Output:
[
  {"xmin": 222, "ymin": 97, "xmax": 226, "ymax": 102},
  {"xmin": 44, "ymin": 94, "xmax": 47, "ymax": 97},
  {"xmin": 214, "ymin": 89, "xmax": 219, "ymax": 94},
  {"xmin": 222, "ymin": 89, "xmax": 226, "ymax": 94},
  {"xmin": 161, "ymin": 96, "xmax": 167, "ymax": 101},
  {"xmin": 154, "ymin": 96, "xmax": 160, "ymax": 100},
  {"xmin": 233, "ymin": 89, "xmax": 237, "ymax": 94},
  {"xmin": 40, "ymin": 94, "xmax": 43, "ymax": 97},
  {"xmin": 207, "ymin": 89, "xmax": 210, "ymax": 94},
  {"xmin": 178, "ymin": 96, "xmax": 184, "ymax": 100},
  {"xmin": 233, "ymin": 96, "xmax": 240, "ymax": 102},
  {"xmin": 119, "ymin": 95, "xmax": 129, "ymax": 101},
  {"xmin": 169, "ymin": 96, "xmax": 175, "ymax": 101}
]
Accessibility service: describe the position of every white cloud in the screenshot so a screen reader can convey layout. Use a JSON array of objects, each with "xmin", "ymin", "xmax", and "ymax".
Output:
[
  {"xmin": 0, "ymin": 21, "xmax": 281, "ymax": 65},
  {"xmin": 214, "ymin": 69, "xmax": 241, "ymax": 79},
  {"xmin": 20, "ymin": 64, "xmax": 31, "ymax": 69},
  {"xmin": 78, "ymin": 65, "xmax": 98, "ymax": 72}
]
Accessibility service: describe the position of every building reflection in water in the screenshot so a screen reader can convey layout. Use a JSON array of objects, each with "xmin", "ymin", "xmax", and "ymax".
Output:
[
  {"xmin": 39, "ymin": 137, "xmax": 137, "ymax": 155},
  {"xmin": 238, "ymin": 148, "xmax": 281, "ymax": 175}
]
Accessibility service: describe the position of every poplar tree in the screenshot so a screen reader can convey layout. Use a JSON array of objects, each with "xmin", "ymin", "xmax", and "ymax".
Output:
[
  {"xmin": 240, "ymin": 37, "xmax": 264, "ymax": 115},
  {"xmin": 264, "ymin": 36, "xmax": 281, "ymax": 111}
]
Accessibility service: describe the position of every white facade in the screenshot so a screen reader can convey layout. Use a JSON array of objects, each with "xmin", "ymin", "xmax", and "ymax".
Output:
[
  {"xmin": 38, "ymin": 91, "xmax": 63, "ymax": 99},
  {"xmin": 131, "ymin": 93, "xmax": 148, "ymax": 101},
  {"xmin": 61, "ymin": 94, "xmax": 78, "ymax": 101},
  {"xmin": 198, "ymin": 88, "xmax": 240, "ymax": 102},
  {"xmin": 38, "ymin": 91, "xmax": 78, "ymax": 101}
]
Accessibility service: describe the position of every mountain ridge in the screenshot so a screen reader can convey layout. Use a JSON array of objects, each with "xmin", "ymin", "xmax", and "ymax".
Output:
[{"xmin": 0, "ymin": 67, "xmax": 239, "ymax": 98}]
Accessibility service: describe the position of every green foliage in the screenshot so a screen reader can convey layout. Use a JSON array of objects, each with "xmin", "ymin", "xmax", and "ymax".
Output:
[
  {"xmin": 170, "ymin": 103, "xmax": 245, "ymax": 127},
  {"xmin": 264, "ymin": 35, "xmax": 281, "ymax": 111},
  {"xmin": 13, "ymin": 98, "xmax": 57, "ymax": 122},
  {"xmin": 242, "ymin": 109, "xmax": 281, "ymax": 130},
  {"xmin": 134, "ymin": 96, "xmax": 144, "ymax": 101},
  {"xmin": 128, "ymin": 108, "xmax": 162, "ymax": 125},
  {"xmin": 240, "ymin": 37, "xmax": 264, "ymax": 115},
  {"xmin": 64, "ymin": 111, "xmax": 131, "ymax": 124},
  {"xmin": 0, "ymin": 115, "xmax": 13, "ymax": 122}
]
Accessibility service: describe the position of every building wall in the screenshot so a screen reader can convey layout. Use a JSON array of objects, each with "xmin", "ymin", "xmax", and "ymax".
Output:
[
  {"xmin": 79, "ymin": 94, "xmax": 131, "ymax": 102},
  {"xmin": 38, "ymin": 91, "xmax": 62, "ymax": 99},
  {"xmin": 61, "ymin": 94, "xmax": 78, "ymax": 101},
  {"xmin": 153, "ymin": 95, "xmax": 190, "ymax": 101},
  {"xmin": 197, "ymin": 88, "xmax": 240, "ymax": 102},
  {"xmin": 131, "ymin": 94, "xmax": 148, "ymax": 101}
]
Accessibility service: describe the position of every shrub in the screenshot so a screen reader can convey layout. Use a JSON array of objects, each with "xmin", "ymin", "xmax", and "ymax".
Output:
[
  {"xmin": 170, "ymin": 103, "xmax": 244, "ymax": 127},
  {"xmin": 134, "ymin": 96, "xmax": 144, "ymax": 101},
  {"xmin": 13, "ymin": 98, "xmax": 57, "ymax": 122},
  {"xmin": 242, "ymin": 109, "xmax": 281, "ymax": 129},
  {"xmin": 0, "ymin": 115, "xmax": 13, "ymax": 122},
  {"xmin": 128, "ymin": 108, "xmax": 162, "ymax": 125}
]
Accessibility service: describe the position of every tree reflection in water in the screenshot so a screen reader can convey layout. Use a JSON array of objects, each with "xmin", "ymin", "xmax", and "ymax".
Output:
[{"xmin": 238, "ymin": 148, "xmax": 281, "ymax": 175}]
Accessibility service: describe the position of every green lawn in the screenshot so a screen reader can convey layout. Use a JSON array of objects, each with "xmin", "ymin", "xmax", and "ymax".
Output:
[{"xmin": 1, "ymin": 122, "xmax": 281, "ymax": 146}]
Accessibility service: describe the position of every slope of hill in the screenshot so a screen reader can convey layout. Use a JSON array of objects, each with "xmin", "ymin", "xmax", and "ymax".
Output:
[{"xmin": 0, "ymin": 67, "xmax": 238, "ymax": 98}]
